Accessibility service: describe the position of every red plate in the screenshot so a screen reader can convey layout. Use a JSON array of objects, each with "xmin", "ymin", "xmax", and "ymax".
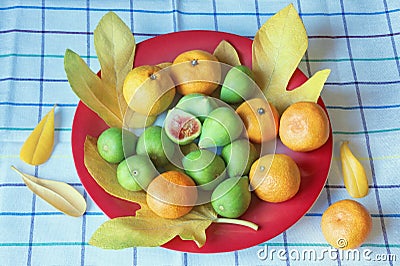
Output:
[{"xmin": 71, "ymin": 30, "xmax": 332, "ymax": 253}]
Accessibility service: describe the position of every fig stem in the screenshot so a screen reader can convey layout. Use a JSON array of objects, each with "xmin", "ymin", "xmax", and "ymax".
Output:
[{"xmin": 214, "ymin": 218, "xmax": 259, "ymax": 231}]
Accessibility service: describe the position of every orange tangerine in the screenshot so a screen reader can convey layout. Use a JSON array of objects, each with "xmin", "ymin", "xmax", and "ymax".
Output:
[
  {"xmin": 236, "ymin": 98, "xmax": 280, "ymax": 143},
  {"xmin": 171, "ymin": 50, "xmax": 221, "ymax": 95},
  {"xmin": 249, "ymin": 154, "xmax": 300, "ymax": 203},
  {"xmin": 123, "ymin": 65, "xmax": 176, "ymax": 116},
  {"xmin": 279, "ymin": 101, "xmax": 329, "ymax": 152},
  {"xmin": 146, "ymin": 171, "xmax": 198, "ymax": 219},
  {"xmin": 321, "ymin": 199, "xmax": 372, "ymax": 250}
]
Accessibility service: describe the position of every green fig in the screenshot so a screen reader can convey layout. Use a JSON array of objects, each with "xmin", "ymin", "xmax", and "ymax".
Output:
[
  {"xmin": 199, "ymin": 107, "xmax": 243, "ymax": 148},
  {"xmin": 159, "ymin": 143, "xmax": 199, "ymax": 174},
  {"xmin": 176, "ymin": 93, "xmax": 218, "ymax": 122},
  {"xmin": 97, "ymin": 127, "xmax": 138, "ymax": 164},
  {"xmin": 211, "ymin": 176, "xmax": 251, "ymax": 218},
  {"xmin": 117, "ymin": 155, "xmax": 158, "ymax": 191},
  {"xmin": 182, "ymin": 149, "xmax": 226, "ymax": 190},
  {"xmin": 221, "ymin": 139, "xmax": 258, "ymax": 178},
  {"xmin": 136, "ymin": 126, "xmax": 175, "ymax": 167},
  {"xmin": 164, "ymin": 108, "xmax": 202, "ymax": 145},
  {"xmin": 220, "ymin": 65, "xmax": 256, "ymax": 104}
]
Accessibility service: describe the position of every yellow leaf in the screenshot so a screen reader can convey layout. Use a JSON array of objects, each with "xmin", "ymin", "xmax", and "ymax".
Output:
[
  {"xmin": 83, "ymin": 135, "xmax": 148, "ymax": 210},
  {"xmin": 11, "ymin": 166, "xmax": 86, "ymax": 217},
  {"xmin": 20, "ymin": 106, "xmax": 55, "ymax": 165},
  {"xmin": 94, "ymin": 11, "xmax": 136, "ymax": 119},
  {"xmin": 252, "ymin": 4, "xmax": 330, "ymax": 113},
  {"xmin": 253, "ymin": 4, "xmax": 307, "ymax": 93},
  {"xmin": 64, "ymin": 12, "xmax": 136, "ymax": 128},
  {"xmin": 89, "ymin": 202, "xmax": 259, "ymax": 249},
  {"xmin": 268, "ymin": 69, "xmax": 331, "ymax": 113},
  {"xmin": 213, "ymin": 40, "xmax": 241, "ymax": 66},
  {"xmin": 64, "ymin": 49, "xmax": 123, "ymax": 127},
  {"xmin": 340, "ymin": 141, "xmax": 369, "ymax": 198},
  {"xmin": 89, "ymin": 204, "xmax": 217, "ymax": 249}
]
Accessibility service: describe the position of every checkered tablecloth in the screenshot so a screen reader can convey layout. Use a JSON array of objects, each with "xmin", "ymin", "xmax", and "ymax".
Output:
[{"xmin": 1, "ymin": 0, "xmax": 399, "ymax": 265}]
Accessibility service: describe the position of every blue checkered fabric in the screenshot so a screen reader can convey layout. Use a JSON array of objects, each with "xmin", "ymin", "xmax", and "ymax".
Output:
[{"xmin": 1, "ymin": 0, "xmax": 399, "ymax": 265}]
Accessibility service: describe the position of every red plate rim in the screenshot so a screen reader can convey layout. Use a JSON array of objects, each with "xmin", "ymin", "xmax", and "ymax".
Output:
[{"xmin": 71, "ymin": 30, "xmax": 333, "ymax": 253}]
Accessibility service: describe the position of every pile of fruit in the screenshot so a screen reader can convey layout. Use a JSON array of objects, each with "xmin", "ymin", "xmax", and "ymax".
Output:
[
  {"xmin": 65, "ymin": 5, "xmax": 376, "ymax": 250},
  {"xmin": 95, "ymin": 48, "xmax": 331, "ymax": 221}
]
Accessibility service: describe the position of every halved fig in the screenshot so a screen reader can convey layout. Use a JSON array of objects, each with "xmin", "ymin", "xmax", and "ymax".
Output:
[{"xmin": 164, "ymin": 108, "xmax": 202, "ymax": 145}]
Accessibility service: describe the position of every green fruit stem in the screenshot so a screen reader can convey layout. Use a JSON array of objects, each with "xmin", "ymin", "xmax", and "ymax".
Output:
[{"xmin": 214, "ymin": 218, "xmax": 259, "ymax": 231}]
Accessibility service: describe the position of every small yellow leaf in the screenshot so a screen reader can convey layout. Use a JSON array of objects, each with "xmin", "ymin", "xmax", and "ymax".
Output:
[
  {"xmin": 11, "ymin": 166, "xmax": 86, "ymax": 217},
  {"xmin": 213, "ymin": 40, "xmax": 241, "ymax": 66},
  {"xmin": 20, "ymin": 106, "xmax": 55, "ymax": 165},
  {"xmin": 340, "ymin": 141, "xmax": 369, "ymax": 198}
]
